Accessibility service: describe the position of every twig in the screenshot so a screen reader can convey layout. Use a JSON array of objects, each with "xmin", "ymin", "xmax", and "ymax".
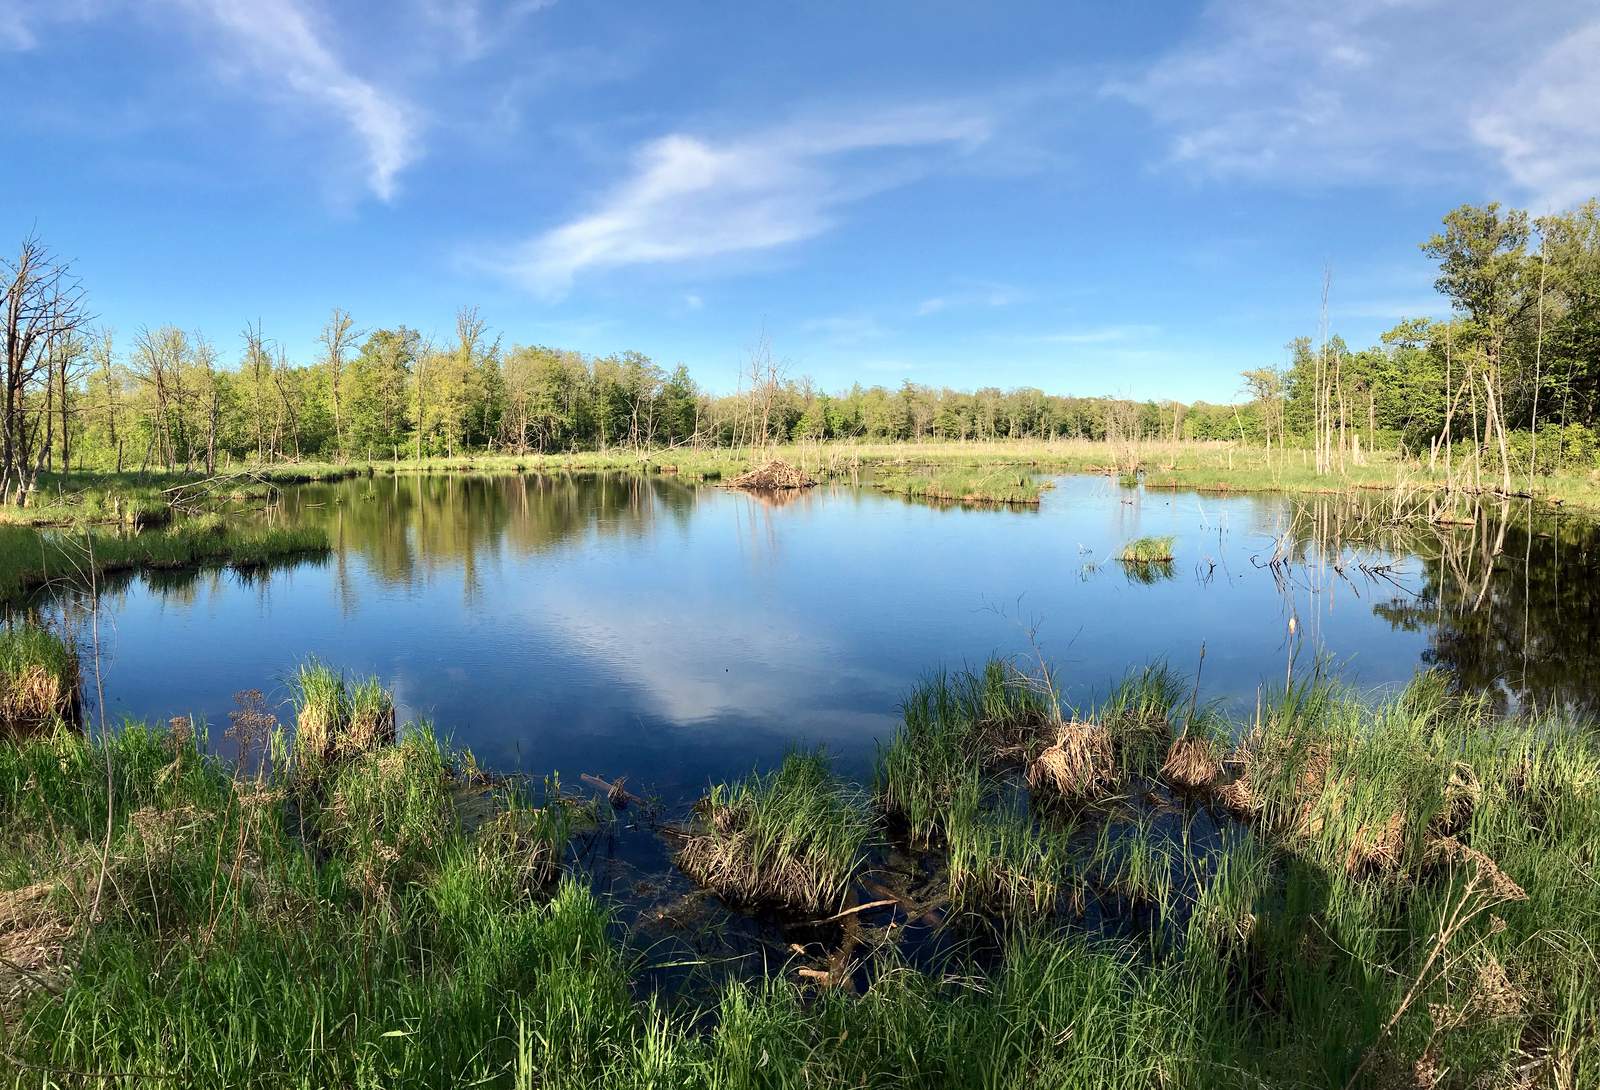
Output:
[{"xmin": 801, "ymin": 898, "xmax": 897, "ymax": 926}]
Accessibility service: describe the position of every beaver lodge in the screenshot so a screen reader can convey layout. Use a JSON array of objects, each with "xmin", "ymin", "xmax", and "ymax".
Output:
[{"xmin": 727, "ymin": 459, "xmax": 817, "ymax": 491}]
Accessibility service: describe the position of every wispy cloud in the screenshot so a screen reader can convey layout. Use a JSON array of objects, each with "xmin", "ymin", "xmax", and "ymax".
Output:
[
  {"xmin": 180, "ymin": 0, "xmax": 418, "ymax": 201},
  {"xmin": 413, "ymin": 0, "xmax": 557, "ymax": 62},
  {"xmin": 0, "ymin": 0, "xmax": 104, "ymax": 52},
  {"xmin": 801, "ymin": 314, "xmax": 887, "ymax": 345},
  {"xmin": 1023, "ymin": 324, "xmax": 1160, "ymax": 345},
  {"xmin": 503, "ymin": 104, "xmax": 992, "ymax": 296},
  {"xmin": 1109, "ymin": 0, "xmax": 1600, "ymax": 208},
  {"xmin": 8, "ymin": 0, "xmax": 419, "ymax": 200},
  {"xmin": 916, "ymin": 281, "xmax": 1022, "ymax": 317},
  {"xmin": 1471, "ymin": 20, "xmax": 1600, "ymax": 212}
]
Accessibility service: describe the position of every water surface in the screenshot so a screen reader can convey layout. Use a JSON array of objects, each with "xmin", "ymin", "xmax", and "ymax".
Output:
[{"xmin": 50, "ymin": 472, "xmax": 1600, "ymax": 801}]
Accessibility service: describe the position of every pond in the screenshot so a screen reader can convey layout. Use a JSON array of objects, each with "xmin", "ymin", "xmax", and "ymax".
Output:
[{"xmin": 43, "ymin": 471, "xmax": 1600, "ymax": 803}]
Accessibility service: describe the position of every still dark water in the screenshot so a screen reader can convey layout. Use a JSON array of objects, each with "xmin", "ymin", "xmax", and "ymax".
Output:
[{"xmin": 51, "ymin": 472, "xmax": 1600, "ymax": 802}]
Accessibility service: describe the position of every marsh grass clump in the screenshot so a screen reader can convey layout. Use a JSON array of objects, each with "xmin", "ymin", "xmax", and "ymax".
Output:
[
  {"xmin": 292, "ymin": 660, "xmax": 397, "ymax": 766},
  {"xmin": 0, "ymin": 622, "xmax": 80, "ymax": 733},
  {"xmin": 1027, "ymin": 719, "xmax": 1116, "ymax": 802},
  {"xmin": 1027, "ymin": 662, "xmax": 1186, "ymax": 804},
  {"xmin": 945, "ymin": 772, "xmax": 1076, "ymax": 919},
  {"xmin": 877, "ymin": 660, "xmax": 1053, "ymax": 845},
  {"xmin": 1118, "ymin": 535, "xmax": 1176, "ymax": 564},
  {"xmin": 469, "ymin": 791, "xmax": 574, "ymax": 900},
  {"xmin": 1161, "ymin": 703, "xmax": 1231, "ymax": 791},
  {"xmin": 678, "ymin": 749, "xmax": 871, "ymax": 915},
  {"xmin": 1161, "ymin": 734, "xmax": 1223, "ymax": 790}
]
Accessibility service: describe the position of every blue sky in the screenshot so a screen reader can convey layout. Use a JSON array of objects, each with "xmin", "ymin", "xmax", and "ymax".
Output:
[{"xmin": 3, "ymin": 1, "xmax": 1597, "ymax": 402}]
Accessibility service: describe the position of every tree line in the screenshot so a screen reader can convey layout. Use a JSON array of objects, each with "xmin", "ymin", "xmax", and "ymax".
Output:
[{"xmin": 3, "ymin": 199, "xmax": 1597, "ymax": 496}]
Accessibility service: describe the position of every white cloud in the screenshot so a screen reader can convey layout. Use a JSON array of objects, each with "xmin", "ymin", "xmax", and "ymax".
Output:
[
  {"xmin": 180, "ymin": 0, "xmax": 418, "ymax": 201},
  {"xmin": 505, "ymin": 105, "xmax": 991, "ymax": 296},
  {"xmin": 683, "ymin": 293, "xmax": 704, "ymax": 310},
  {"xmin": 1471, "ymin": 21, "xmax": 1600, "ymax": 212},
  {"xmin": 1109, "ymin": 0, "xmax": 1600, "ymax": 208}
]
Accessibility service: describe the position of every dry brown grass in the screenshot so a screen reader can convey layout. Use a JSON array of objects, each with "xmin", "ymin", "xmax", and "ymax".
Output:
[
  {"xmin": 1027, "ymin": 721, "xmax": 1116, "ymax": 802},
  {"xmin": 1161, "ymin": 735, "xmax": 1222, "ymax": 791},
  {"xmin": 0, "ymin": 664, "xmax": 78, "ymax": 735},
  {"xmin": 676, "ymin": 802, "xmax": 823, "ymax": 912},
  {"xmin": 0, "ymin": 881, "xmax": 70, "ymax": 1014}
]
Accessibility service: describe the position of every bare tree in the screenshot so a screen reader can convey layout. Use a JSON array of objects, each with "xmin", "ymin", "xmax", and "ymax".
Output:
[
  {"xmin": 319, "ymin": 307, "xmax": 359, "ymax": 459},
  {"xmin": 742, "ymin": 328, "xmax": 786, "ymax": 453},
  {"xmin": 88, "ymin": 328, "xmax": 122, "ymax": 471},
  {"xmin": 1, "ymin": 234, "xmax": 90, "ymax": 501},
  {"xmin": 243, "ymin": 321, "xmax": 272, "ymax": 461}
]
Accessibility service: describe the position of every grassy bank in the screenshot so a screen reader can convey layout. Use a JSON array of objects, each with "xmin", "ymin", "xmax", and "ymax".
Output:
[
  {"xmin": 17, "ymin": 439, "xmax": 1600, "ymax": 522},
  {"xmin": 0, "ymin": 520, "xmax": 329, "ymax": 601},
  {"xmin": 2, "ymin": 640, "xmax": 1595, "ymax": 1086}
]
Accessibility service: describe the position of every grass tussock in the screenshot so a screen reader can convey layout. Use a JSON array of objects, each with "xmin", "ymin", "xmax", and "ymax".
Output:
[
  {"xmin": 1119, "ymin": 534, "xmax": 1176, "ymax": 564},
  {"xmin": 678, "ymin": 750, "xmax": 872, "ymax": 915},
  {"xmin": 876, "ymin": 659, "xmax": 1053, "ymax": 846},
  {"xmin": 293, "ymin": 660, "xmax": 397, "ymax": 766},
  {"xmin": 1026, "ymin": 720, "xmax": 1116, "ymax": 801},
  {"xmin": 945, "ymin": 771, "xmax": 1077, "ymax": 919},
  {"xmin": 0, "ymin": 622, "xmax": 79, "ymax": 734}
]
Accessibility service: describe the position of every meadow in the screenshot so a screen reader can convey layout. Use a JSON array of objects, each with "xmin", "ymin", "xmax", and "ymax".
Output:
[{"xmin": 1, "ymin": 621, "xmax": 1594, "ymax": 1088}]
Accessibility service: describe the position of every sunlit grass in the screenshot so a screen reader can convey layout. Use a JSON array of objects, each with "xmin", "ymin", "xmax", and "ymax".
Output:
[
  {"xmin": 1119, "ymin": 535, "xmax": 1176, "ymax": 564},
  {"xmin": 0, "ymin": 522, "xmax": 329, "ymax": 600},
  {"xmin": 870, "ymin": 467, "xmax": 1049, "ymax": 505},
  {"xmin": 1, "ymin": 654, "xmax": 1598, "ymax": 1087}
]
